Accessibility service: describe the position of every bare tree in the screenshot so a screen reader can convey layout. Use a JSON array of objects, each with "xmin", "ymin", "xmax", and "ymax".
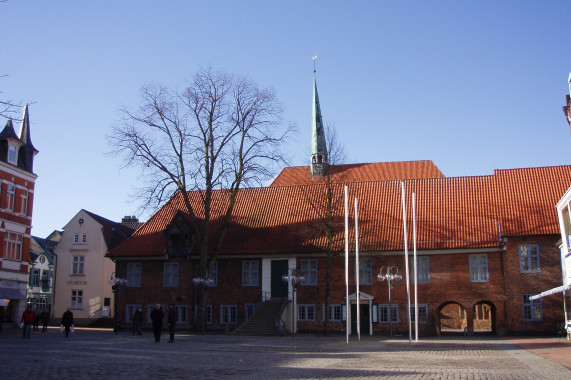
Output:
[
  {"xmin": 109, "ymin": 67, "xmax": 294, "ymax": 332},
  {"xmin": 301, "ymin": 124, "xmax": 348, "ymax": 335}
]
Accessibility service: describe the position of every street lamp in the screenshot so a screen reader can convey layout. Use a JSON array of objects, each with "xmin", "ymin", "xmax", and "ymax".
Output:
[
  {"xmin": 282, "ymin": 268, "xmax": 304, "ymax": 336},
  {"xmin": 110, "ymin": 273, "xmax": 128, "ymax": 335},
  {"xmin": 377, "ymin": 266, "xmax": 402, "ymax": 338},
  {"xmin": 192, "ymin": 276, "xmax": 215, "ymax": 334}
]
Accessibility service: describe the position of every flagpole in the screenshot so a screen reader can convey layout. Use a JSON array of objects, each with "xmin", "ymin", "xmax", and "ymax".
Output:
[
  {"xmin": 355, "ymin": 197, "xmax": 360, "ymax": 342},
  {"xmin": 401, "ymin": 181, "xmax": 412, "ymax": 344},
  {"xmin": 344, "ymin": 185, "xmax": 350, "ymax": 344},
  {"xmin": 413, "ymin": 192, "xmax": 418, "ymax": 342}
]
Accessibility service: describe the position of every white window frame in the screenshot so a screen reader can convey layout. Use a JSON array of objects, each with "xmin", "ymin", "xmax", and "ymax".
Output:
[
  {"xmin": 74, "ymin": 234, "xmax": 79, "ymax": 244},
  {"xmin": 82, "ymin": 233, "xmax": 87, "ymax": 244},
  {"xmin": 125, "ymin": 304, "xmax": 142, "ymax": 323},
  {"xmin": 519, "ymin": 244, "xmax": 540, "ymax": 273},
  {"xmin": 411, "ymin": 256, "xmax": 430, "ymax": 284},
  {"xmin": 300, "ymin": 259, "xmax": 318, "ymax": 286},
  {"xmin": 72, "ymin": 255, "xmax": 85, "ymax": 275},
  {"xmin": 30, "ymin": 268, "xmax": 40, "ymax": 287},
  {"xmin": 7, "ymin": 183, "xmax": 15, "ymax": 211},
  {"xmin": 71, "ymin": 290, "xmax": 83, "ymax": 309},
  {"xmin": 409, "ymin": 304, "xmax": 429, "ymax": 324},
  {"xmin": 329, "ymin": 304, "xmax": 342, "ymax": 322},
  {"xmin": 359, "ymin": 257, "xmax": 373, "ymax": 285},
  {"xmin": 242, "ymin": 260, "xmax": 259, "ymax": 286},
  {"xmin": 469, "ymin": 254, "xmax": 489, "ymax": 282},
  {"xmin": 4, "ymin": 232, "xmax": 23, "ymax": 261},
  {"xmin": 298, "ymin": 304, "xmax": 316, "ymax": 321},
  {"xmin": 175, "ymin": 305, "xmax": 188, "ymax": 324},
  {"xmin": 220, "ymin": 305, "xmax": 237, "ymax": 324},
  {"xmin": 8, "ymin": 144, "xmax": 16, "ymax": 164},
  {"xmin": 379, "ymin": 304, "xmax": 398, "ymax": 323},
  {"xmin": 127, "ymin": 263, "xmax": 142, "ymax": 287},
  {"xmin": 523, "ymin": 294, "xmax": 543, "ymax": 321},
  {"xmin": 245, "ymin": 303, "xmax": 259, "ymax": 321},
  {"xmin": 20, "ymin": 189, "xmax": 28, "ymax": 215},
  {"xmin": 163, "ymin": 262, "xmax": 178, "ymax": 287}
]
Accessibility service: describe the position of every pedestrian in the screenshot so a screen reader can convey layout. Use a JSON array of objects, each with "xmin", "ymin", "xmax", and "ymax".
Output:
[
  {"xmin": 61, "ymin": 308, "xmax": 74, "ymax": 337},
  {"xmin": 33, "ymin": 310, "xmax": 40, "ymax": 331},
  {"xmin": 167, "ymin": 304, "xmax": 176, "ymax": 343},
  {"xmin": 132, "ymin": 308, "xmax": 143, "ymax": 336},
  {"xmin": 20, "ymin": 306, "xmax": 35, "ymax": 338},
  {"xmin": 41, "ymin": 310, "xmax": 49, "ymax": 332},
  {"xmin": 150, "ymin": 304, "xmax": 164, "ymax": 343}
]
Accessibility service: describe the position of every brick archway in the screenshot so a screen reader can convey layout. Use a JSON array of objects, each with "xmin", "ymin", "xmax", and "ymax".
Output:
[
  {"xmin": 472, "ymin": 300, "xmax": 496, "ymax": 335},
  {"xmin": 438, "ymin": 301, "xmax": 468, "ymax": 335}
]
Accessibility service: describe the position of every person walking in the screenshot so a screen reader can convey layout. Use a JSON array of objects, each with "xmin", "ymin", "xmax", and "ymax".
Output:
[
  {"xmin": 61, "ymin": 308, "xmax": 74, "ymax": 337},
  {"xmin": 41, "ymin": 310, "xmax": 50, "ymax": 333},
  {"xmin": 167, "ymin": 304, "xmax": 176, "ymax": 343},
  {"xmin": 132, "ymin": 308, "xmax": 143, "ymax": 336},
  {"xmin": 20, "ymin": 306, "xmax": 35, "ymax": 339},
  {"xmin": 150, "ymin": 305, "xmax": 164, "ymax": 343}
]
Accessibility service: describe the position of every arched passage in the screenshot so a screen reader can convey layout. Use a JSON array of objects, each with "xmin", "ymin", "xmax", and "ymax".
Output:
[
  {"xmin": 473, "ymin": 300, "xmax": 496, "ymax": 335},
  {"xmin": 438, "ymin": 301, "xmax": 467, "ymax": 334}
]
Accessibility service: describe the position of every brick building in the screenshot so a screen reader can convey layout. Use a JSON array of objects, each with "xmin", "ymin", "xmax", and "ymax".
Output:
[
  {"xmin": 0, "ymin": 105, "xmax": 38, "ymax": 327},
  {"xmin": 107, "ymin": 74, "xmax": 569, "ymax": 336}
]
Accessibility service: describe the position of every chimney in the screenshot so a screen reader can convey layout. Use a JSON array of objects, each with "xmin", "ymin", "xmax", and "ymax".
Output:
[{"xmin": 122, "ymin": 215, "xmax": 139, "ymax": 223}]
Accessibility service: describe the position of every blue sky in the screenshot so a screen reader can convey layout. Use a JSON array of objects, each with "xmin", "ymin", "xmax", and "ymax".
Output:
[{"xmin": 1, "ymin": 1, "xmax": 571, "ymax": 238}]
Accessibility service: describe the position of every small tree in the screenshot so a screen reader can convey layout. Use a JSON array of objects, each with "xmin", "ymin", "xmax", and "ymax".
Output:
[
  {"xmin": 109, "ymin": 67, "xmax": 294, "ymax": 332},
  {"xmin": 301, "ymin": 124, "xmax": 348, "ymax": 335}
]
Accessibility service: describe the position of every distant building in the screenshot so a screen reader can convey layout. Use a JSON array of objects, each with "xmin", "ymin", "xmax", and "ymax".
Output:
[
  {"xmin": 26, "ymin": 235, "xmax": 58, "ymax": 315},
  {"xmin": 52, "ymin": 210, "xmax": 141, "ymax": 325},
  {"xmin": 0, "ymin": 105, "xmax": 38, "ymax": 327}
]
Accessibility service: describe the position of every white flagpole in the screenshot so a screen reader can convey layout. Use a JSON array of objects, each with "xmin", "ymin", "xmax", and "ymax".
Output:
[
  {"xmin": 344, "ymin": 185, "xmax": 350, "ymax": 344},
  {"xmin": 413, "ymin": 192, "xmax": 418, "ymax": 342},
  {"xmin": 355, "ymin": 197, "xmax": 361, "ymax": 342},
  {"xmin": 401, "ymin": 181, "xmax": 412, "ymax": 344}
]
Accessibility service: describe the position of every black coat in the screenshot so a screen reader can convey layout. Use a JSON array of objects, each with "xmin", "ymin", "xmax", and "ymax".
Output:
[
  {"xmin": 150, "ymin": 309, "xmax": 164, "ymax": 327},
  {"xmin": 61, "ymin": 311, "xmax": 74, "ymax": 327}
]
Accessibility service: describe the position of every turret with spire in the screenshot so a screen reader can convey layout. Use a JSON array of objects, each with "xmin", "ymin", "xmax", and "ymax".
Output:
[
  {"xmin": 17, "ymin": 104, "xmax": 39, "ymax": 172},
  {"xmin": 310, "ymin": 57, "xmax": 328, "ymax": 177},
  {"xmin": 0, "ymin": 104, "xmax": 38, "ymax": 173}
]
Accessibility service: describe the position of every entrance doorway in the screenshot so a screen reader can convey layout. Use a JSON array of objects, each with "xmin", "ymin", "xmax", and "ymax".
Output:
[
  {"xmin": 271, "ymin": 260, "xmax": 288, "ymax": 298},
  {"xmin": 351, "ymin": 304, "xmax": 370, "ymax": 335}
]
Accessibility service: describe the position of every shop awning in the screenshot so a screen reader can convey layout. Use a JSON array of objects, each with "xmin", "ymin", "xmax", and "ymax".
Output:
[
  {"xmin": 0, "ymin": 287, "xmax": 26, "ymax": 300},
  {"xmin": 0, "ymin": 299, "xmax": 8, "ymax": 307},
  {"xmin": 529, "ymin": 283, "xmax": 571, "ymax": 301}
]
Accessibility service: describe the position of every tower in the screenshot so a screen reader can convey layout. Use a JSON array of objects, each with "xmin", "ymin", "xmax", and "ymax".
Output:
[{"xmin": 310, "ymin": 59, "xmax": 328, "ymax": 177}]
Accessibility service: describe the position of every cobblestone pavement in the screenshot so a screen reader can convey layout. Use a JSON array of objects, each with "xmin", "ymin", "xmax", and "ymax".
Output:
[{"xmin": 1, "ymin": 328, "xmax": 570, "ymax": 379}]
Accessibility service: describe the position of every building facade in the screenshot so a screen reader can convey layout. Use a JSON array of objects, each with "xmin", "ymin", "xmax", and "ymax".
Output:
[
  {"xmin": 26, "ymin": 235, "xmax": 58, "ymax": 316},
  {"xmin": 0, "ymin": 105, "xmax": 38, "ymax": 327},
  {"xmin": 52, "ymin": 210, "xmax": 139, "ymax": 325}
]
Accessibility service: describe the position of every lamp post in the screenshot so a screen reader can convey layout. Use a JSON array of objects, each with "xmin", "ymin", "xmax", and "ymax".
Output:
[
  {"xmin": 192, "ymin": 276, "xmax": 215, "ymax": 334},
  {"xmin": 110, "ymin": 273, "xmax": 128, "ymax": 335},
  {"xmin": 377, "ymin": 266, "xmax": 402, "ymax": 338},
  {"xmin": 282, "ymin": 268, "xmax": 304, "ymax": 336}
]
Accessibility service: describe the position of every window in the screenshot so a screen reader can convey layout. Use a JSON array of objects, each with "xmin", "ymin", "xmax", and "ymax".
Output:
[
  {"xmin": 379, "ymin": 304, "xmax": 398, "ymax": 323},
  {"xmin": 8, "ymin": 144, "xmax": 16, "ymax": 164},
  {"xmin": 301, "ymin": 259, "xmax": 318, "ymax": 285},
  {"xmin": 175, "ymin": 305, "xmax": 188, "ymax": 324},
  {"xmin": 245, "ymin": 303, "xmax": 259, "ymax": 321},
  {"xmin": 328, "ymin": 304, "xmax": 342, "ymax": 322},
  {"xmin": 125, "ymin": 304, "xmax": 142, "ymax": 323},
  {"xmin": 74, "ymin": 234, "xmax": 79, "ymax": 244},
  {"xmin": 104, "ymin": 298, "xmax": 111, "ymax": 307},
  {"xmin": 242, "ymin": 260, "xmax": 259, "ymax": 286},
  {"xmin": 209, "ymin": 262, "xmax": 218, "ymax": 287},
  {"xmin": 410, "ymin": 304, "xmax": 428, "ymax": 324},
  {"xmin": 359, "ymin": 258, "xmax": 373, "ymax": 285},
  {"xmin": 82, "ymin": 233, "xmax": 87, "ymax": 244},
  {"xmin": 30, "ymin": 268, "xmax": 40, "ymax": 287},
  {"xmin": 206, "ymin": 305, "xmax": 212, "ymax": 324},
  {"xmin": 71, "ymin": 290, "xmax": 83, "ymax": 309},
  {"xmin": 221, "ymin": 305, "xmax": 237, "ymax": 324},
  {"xmin": 298, "ymin": 304, "xmax": 316, "ymax": 321},
  {"xmin": 519, "ymin": 244, "xmax": 540, "ymax": 273},
  {"xmin": 523, "ymin": 294, "xmax": 542, "ymax": 321},
  {"xmin": 469, "ymin": 254, "xmax": 489, "ymax": 282},
  {"xmin": 411, "ymin": 256, "xmax": 430, "ymax": 284},
  {"xmin": 72, "ymin": 255, "xmax": 85, "ymax": 275},
  {"xmin": 4, "ymin": 232, "xmax": 23, "ymax": 260},
  {"xmin": 6, "ymin": 184, "xmax": 15, "ymax": 211},
  {"xmin": 21, "ymin": 190, "xmax": 28, "ymax": 215},
  {"xmin": 127, "ymin": 263, "xmax": 142, "ymax": 287},
  {"xmin": 41, "ymin": 270, "xmax": 50, "ymax": 292},
  {"xmin": 163, "ymin": 263, "xmax": 178, "ymax": 287}
]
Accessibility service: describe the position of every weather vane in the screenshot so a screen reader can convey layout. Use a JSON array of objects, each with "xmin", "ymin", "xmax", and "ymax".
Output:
[{"xmin": 312, "ymin": 55, "xmax": 317, "ymax": 73}]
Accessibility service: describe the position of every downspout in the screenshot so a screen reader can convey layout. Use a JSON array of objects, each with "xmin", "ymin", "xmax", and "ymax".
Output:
[{"xmin": 498, "ymin": 221, "xmax": 509, "ymax": 336}]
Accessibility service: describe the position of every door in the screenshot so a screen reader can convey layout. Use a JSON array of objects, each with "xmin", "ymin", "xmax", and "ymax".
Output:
[
  {"xmin": 271, "ymin": 260, "xmax": 289, "ymax": 298},
  {"xmin": 351, "ymin": 304, "xmax": 370, "ymax": 335}
]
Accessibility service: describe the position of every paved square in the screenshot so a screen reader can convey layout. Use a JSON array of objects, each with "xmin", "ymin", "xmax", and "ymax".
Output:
[{"xmin": 1, "ymin": 328, "xmax": 569, "ymax": 379}]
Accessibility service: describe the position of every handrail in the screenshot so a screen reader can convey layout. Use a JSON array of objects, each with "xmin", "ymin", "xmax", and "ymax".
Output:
[{"xmin": 275, "ymin": 297, "xmax": 288, "ymax": 336}]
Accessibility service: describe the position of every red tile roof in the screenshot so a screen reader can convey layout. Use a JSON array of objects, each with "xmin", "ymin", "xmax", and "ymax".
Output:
[
  {"xmin": 108, "ymin": 163, "xmax": 571, "ymax": 259},
  {"xmin": 270, "ymin": 161, "xmax": 445, "ymax": 187}
]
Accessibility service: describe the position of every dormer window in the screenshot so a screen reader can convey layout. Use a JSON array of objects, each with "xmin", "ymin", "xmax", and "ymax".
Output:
[{"xmin": 8, "ymin": 144, "xmax": 17, "ymax": 164}]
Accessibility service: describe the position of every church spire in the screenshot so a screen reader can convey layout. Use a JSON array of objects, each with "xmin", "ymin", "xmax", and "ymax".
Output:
[{"xmin": 310, "ymin": 57, "xmax": 328, "ymax": 177}]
